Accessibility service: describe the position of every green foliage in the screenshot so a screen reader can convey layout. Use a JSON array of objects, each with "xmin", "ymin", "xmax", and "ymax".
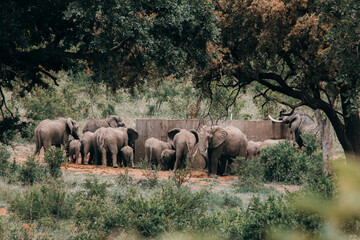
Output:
[
  {"xmin": 43, "ymin": 146, "xmax": 67, "ymax": 179},
  {"xmin": 83, "ymin": 175, "xmax": 110, "ymax": 200},
  {"xmin": 18, "ymin": 156, "xmax": 46, "ymax": 185},
  {"xmin": 260, "ymin": 140, "xmax": 323, "ymax": 184},
  {"xmin": 117, "ymin": 168, "xmax": 133, "ymax": 186},
  {"xmin": 9, "ymin": 179, "xmax": 74, "ymax": 220},
  {"xmin": 73, "ymin": 195, "xmax": 127, "ymax": 234},
  {"xmin": 232, "ymin": 157, "xmax": 264, "ymax": 192},
  {"xmin": 140, "ymin": 166, "xmax": 161, "ymax": 188},
  {"xmin": 126, "ymin": 184, "xmax": 207, "ymax": 237},
  {"xmin": 0, "ymin": 116, "xmax": 29, "ymax": 144},
  {"xmin": 22, "ymin": 81, "xmax": 84, "ymax": 122},
  {"xmin": 0, "ymin": 145, "xmax": 11, "ymax": 176},
  {"xmin": 101, "ymin": 103, "xmax": 116, "ymax": 118}
]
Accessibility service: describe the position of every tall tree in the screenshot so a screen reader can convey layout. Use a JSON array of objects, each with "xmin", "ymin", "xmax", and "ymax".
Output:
[
  {"xmin": 195, "ymin": 0, "xmax": 360, "ymax": 159},
  {"xmin": 0, "ymin": 0, "xmax": 218, "ymax": 141}
]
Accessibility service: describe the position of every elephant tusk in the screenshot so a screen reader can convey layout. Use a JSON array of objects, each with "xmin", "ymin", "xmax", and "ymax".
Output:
[{"xmin": 268, "ymin": 115, "xmax": 283, "ymax": 123}]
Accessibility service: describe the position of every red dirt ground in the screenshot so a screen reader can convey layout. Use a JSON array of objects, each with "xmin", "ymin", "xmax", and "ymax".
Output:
[{"xmin": 8, "ymin": 143, "xmax": 301, "ymax": 192}]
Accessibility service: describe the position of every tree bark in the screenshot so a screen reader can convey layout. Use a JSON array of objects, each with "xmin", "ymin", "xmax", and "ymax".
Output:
[{"xmin": 315, "ymin": 110, "xmax": 333, "ymax": 174}]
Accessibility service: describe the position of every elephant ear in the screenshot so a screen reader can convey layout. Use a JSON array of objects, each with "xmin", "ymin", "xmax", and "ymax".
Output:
[
  {"xmin": 66, "ymin": 118, "xmax": 75, "ymax": 134},
  {"xmin": 127, "ymin": 127, "xmax": 139, "ymax": 142},
  {"xmin": 190, "ymin": 129, "xmax": 199, "ymax": 144},
  {"xmin": 210, "ymin": 126, "xmax": 227, "ymax": 149},
  {"xmin": 108, "ymin": 116, "xmax": 118, "ymax": 128},
  {"xmin": 168, "ymin": 128, "xmax": 180, "ymax": 141}
]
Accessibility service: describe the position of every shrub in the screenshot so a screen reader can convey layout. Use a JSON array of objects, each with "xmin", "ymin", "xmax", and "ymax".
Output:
[
  {"xmin": 43, "ymin": 146, "xmax": 67, "ymax": 179},
  {"xmin": 140, "ymin": 165, "xmax": 161, "ymax": 188},
  {"xmin": 74, "ymin": 195, "xmax": 127, "ymax": 234},
  {"xmin": 260, "ymin": 139, "xmax": 322, "ymax": 184},
  {"xmin": 9, "ymin": 179, "xmax": 74, "ymax": 220},
  {"xmin": 18, "ymin": 156, "xmax": 46, "ymax": 185},
  {"xmin": 232, "ymin": 157, "xmax": 264, "ymax": 192},
  {"xmin": 83, "ymin": 175, "xmax": 110, "ymax": 200},
  {"xmin": 0, "ymin": 145, "xmax": 11, "ymax": 176},
  {"xmin": 117, "ymin": 168, "xmax": 133, "ymax": 186},
  {"xmin": 126, "ymin": 184, "xmax": 207, "ymax": 237}
]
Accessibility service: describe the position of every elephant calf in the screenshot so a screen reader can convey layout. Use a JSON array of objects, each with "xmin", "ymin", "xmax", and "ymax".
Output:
[
  {"xmin": 120, "ymin": 146, "xmax": 135, "ymax": 168},
  {"xmin": 160, "ymin": 149, "xmax": 176, "ymax": 170},
  {"xmin": 144, "ymin": 137, "xmax": 174, "ymax": 169},
  {"xmin": 246, "ymin": 141, "xmax": 262, "ymax": 160},
  {"xmin": 68, "ymin": 140, "xmax": 81, "ymax": 164}
]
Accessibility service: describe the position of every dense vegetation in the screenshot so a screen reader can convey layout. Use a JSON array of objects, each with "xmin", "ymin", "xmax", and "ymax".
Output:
[
  {"xmin": 0, "ymin": 0, "xmax": 359, "ymax": 239},
  {"xmin": 1, "ymin": 139, "xmax": 360, "ymax": 239},
  {"xmin": 1, "ymin": 0, "xmax": 359, "ymax": 158}
]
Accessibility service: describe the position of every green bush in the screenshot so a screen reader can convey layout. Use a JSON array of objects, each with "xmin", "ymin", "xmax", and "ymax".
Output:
[
  {"xmin": 83, "ymin": 175, "xmax": 110, "ymax": 200},
  {"xmin": 9, "ymin": 179, "xmax": 74, "ymax": 220},
  {"xmin": 125, "ymin": 184, "xmax": 207, "ymax": 237},
  {"xmin": 260, "ymin": 139, "xmax": 322, "ymax": 184},
  {"xmin": 74, "ymin": 195, "xmax": 127, "ymax": 234},
  {"xmin": 43, "ymin": 146, "xmax": 67, "ymax": 179},
  {"xmin": 232, "ymin": 157, "xmax": 264, "ymax": 192},
  {"xmin": 0, "ymin": 145, "xmax": 11, "ymax": 176},
  {"xmin": 18, "ymin": 156, "xmax": 46, "ymax": 185}
]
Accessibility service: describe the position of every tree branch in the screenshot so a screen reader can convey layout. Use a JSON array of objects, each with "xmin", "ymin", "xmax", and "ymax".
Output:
[{"xmin": 38, "ymin": 68, "xmax": 59, "ymax": 86}]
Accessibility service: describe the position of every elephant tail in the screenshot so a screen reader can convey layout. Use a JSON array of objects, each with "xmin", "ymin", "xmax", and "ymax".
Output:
[{"xmin": 98, "ymin": 132, "xmax": 106, "ymax": 150}]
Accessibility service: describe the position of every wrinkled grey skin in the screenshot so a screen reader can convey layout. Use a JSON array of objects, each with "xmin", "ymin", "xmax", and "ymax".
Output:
[
  {"xmin": 198, "ymin": 126, "xmax": 248, "ymax": 177},
  {"xmin": 160, "ymin": 149, "xmax": 176, "ymax": 170},
  {"xmin": 34, "ymin": 118, "xmax": 80, "ymax": 155},
  {"xmin": 68, "ymin": 140, "xmax": 81, "ymax": 164},
  {"xmin": 120, "ymin": 146, "xmax": 135, "ymax": 168},
  {"xmin": 94, "ymin": 127, "xmax": 139, "ymax": 167},
  {"xmin": 246, "ymin": 141, "xmax": 262, "ymax": 160},
  {"xmin": 258, "ymin": 139, "xmax": 287, "ymax": 151},
  {"xmin": 270, "ymin": 111, "xmax": 319, "ymax": 148},
  {"xmin": 82, "ymin": 115, "xmax": 125, "ymax": 133},
  {"xmin": 168, "ymin": 128, "xmax": 199, "ymax": 170},
  {"xmin": 80, "ymin": 131, "xmax": 96, "ymax": 165},
  {"xmin": 144, "ymin": 137, "xmax": 174, "ymax": 168}
]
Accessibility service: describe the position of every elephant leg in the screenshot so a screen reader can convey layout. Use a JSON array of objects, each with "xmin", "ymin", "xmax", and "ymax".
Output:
[
  {"xmin": 173, "ymin": 150, "xmax": 183, "ymax": 170},
  {"xmin": 75, "ymin": 152, "xmax": 80, "ymax": 164},
  {"xmin": 209, "ymin": 147, "xmax": 223, "ymax": 177},
  {"xmin": 89, "ymin": 150, "xmax": 94, "ymax": 164},
  {"xmin": 109, "ymin": 146, "xmax": 119, "ymax": 168},
  {"xmin": 101, "ymin": 147, "xmax": 107, "ymax": 167},
  {"xmin": 83, "ymin": 145, "xmax": 90, "ymax": 165},
  {"xmin": 217, "ymin": 156, "xmax": 227, "ymax": 176}
]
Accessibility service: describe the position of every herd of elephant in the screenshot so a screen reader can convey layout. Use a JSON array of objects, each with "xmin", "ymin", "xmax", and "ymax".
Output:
[{"xmin": 33, "ymin": 111, "xmax": 318, "ymax": 177}]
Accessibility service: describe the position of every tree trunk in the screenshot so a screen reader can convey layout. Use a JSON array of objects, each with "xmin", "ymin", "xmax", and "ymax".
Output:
[{"xmin": 316, "ymin": 110, "xmax": 333, "ymax": 174}]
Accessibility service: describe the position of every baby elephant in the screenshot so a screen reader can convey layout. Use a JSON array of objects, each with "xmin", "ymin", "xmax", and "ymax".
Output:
[
  {"xmin": 144, "ymin": 137, "xmax": 173, "ymax": 168},
  {"xmin": 160, "ymin": 149, "xmax": 176, "ymax": 170},
  {"xmin": 68, "ymin": 140, "xmax": 81, "ymax": 164},
  {"xmin": 120, "ymin": 146, "xmax": 135, "ymax": 168}
]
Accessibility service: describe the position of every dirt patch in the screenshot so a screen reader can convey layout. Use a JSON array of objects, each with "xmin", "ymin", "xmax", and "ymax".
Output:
[
  {"xmin": 8, "ymin": 144, "xmax": 300, "ymax": 193},
  {"xmin": 0, "ymin": 208, "xmax": 7, "ymax": 216}
]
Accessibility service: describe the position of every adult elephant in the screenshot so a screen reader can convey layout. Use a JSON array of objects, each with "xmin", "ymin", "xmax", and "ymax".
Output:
[
  {"xmin": 34, "ymin": 118, "xmax": 80, "ymax": 155},
  {"xmin": 269, "ymin": 111, "xmax": 320, "ymax": 148},
  {"xmin": 168, "ymin": 128, "xmax": 199, "ymax": 170},
  {"xmin": 144, "ymin": 137, "xmax": 174, "ymax": 168},
  {"xmin": 80, "ymin": 131, "xmax": 96, "ymax": 165},
  {"xmin": 82, "ymin": 115, "xmax": 125, "ymax": 133},
  {"xmin": 94, "ymin": 127, "xmax": 139, "ymax": 167},
  {"xmin": 198, "ymin": 125, "xmax": 248, "ymax": 177}
]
